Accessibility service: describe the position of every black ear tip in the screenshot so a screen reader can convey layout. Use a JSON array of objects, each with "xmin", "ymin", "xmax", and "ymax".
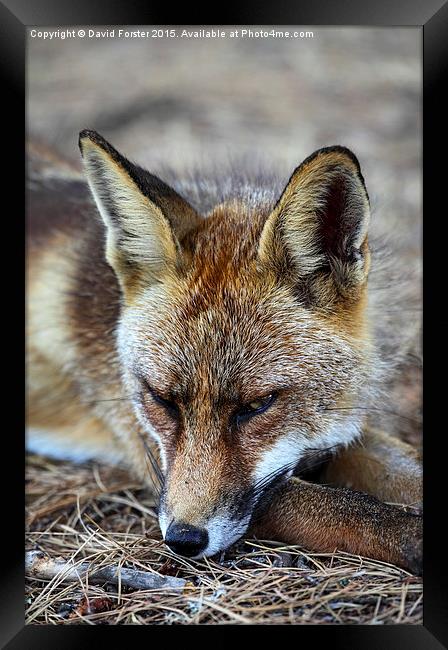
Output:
[
  {"xmin": 79, "ymin": 129, "xmax": 94, "ymax": 154},
  {"xmin": 296, "ymin": 145, "xmax": 365, "ymax": 189},
  {"xmin": 296, "ymin": 145, "xmax": 362, "ymax": 175},
  {"xmin": 78, "ymin": 129, "xmax": 104, "ymax": 154},
  {"xmin": 78, "ymin": 129, "xmax": 119, "ymax": 163},
  {"xmin": 316, "ymin": 145, "xmax": 362, "ymax": 170}
]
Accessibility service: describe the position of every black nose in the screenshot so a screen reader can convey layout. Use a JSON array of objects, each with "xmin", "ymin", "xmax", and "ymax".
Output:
[{"xmin": 164, "ymin": 522, "xmax": 209, "ymax": 557}]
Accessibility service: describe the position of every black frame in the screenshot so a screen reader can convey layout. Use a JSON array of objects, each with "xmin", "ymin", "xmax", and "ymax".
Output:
[{"xmin": 4, "ymin": 0, "xmax": 447, "ymax": 645}]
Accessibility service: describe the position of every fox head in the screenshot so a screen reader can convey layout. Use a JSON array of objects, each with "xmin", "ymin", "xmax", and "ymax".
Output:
[{"xmin": 79, "ymin": 130, "xmax": 374, "ymax": 557}]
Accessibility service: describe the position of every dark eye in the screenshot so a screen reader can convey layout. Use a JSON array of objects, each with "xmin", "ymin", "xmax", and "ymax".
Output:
[
  {"xmin": 235, "ymin": 392, "xmax": 277, "ymax": 424},
  {"xmin": 147, "ymin": 386, "xmax": 179, "ymax": 418}
]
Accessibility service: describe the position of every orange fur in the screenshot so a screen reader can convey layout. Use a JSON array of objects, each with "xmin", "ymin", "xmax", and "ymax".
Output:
[{"xmin": 26, "ymin": 133, "xmax": 422, "ymax": 570}]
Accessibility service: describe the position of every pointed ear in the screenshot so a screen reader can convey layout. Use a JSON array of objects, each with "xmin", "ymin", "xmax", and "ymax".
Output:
[
  {"xmin": 79, "ymin": 129, "xmax": 201, "ymax": 293},
  {"xmin": 258, "ymin": 146, "xmax": 371, "ymax": 306}
]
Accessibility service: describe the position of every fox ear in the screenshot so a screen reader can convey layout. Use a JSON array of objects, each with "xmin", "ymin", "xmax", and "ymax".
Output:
[
  {"xmin": 258, "ymin": 146, "xmax": 371, "ymax": 306},
  {"xmin": 79, "ymin": 129, "xmax": 200, "ymax": 293}
]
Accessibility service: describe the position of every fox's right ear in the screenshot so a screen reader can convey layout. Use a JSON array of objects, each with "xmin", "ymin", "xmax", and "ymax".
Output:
[
  {"xmin": 79, "ymin": 129, "xmax": 201, "ymax": 294},
  {"xmin": 258, "ymin": 146, "xmax": 371, "ymax": 308}
]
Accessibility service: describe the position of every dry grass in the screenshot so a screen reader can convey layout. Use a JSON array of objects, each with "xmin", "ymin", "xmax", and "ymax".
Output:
[{"xmin": 25, "ymin": 453, "xmax": 422, "ymax": 626}]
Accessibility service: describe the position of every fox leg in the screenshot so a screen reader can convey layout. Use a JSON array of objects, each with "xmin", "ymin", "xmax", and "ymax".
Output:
[
  {"xmin": 249, "ymin": 477, "xmax": 422, "ymax": 574},
  {"xmin": 249, "ymin": 429, "xmax": 422, "ymax": 574},
  {"xmin": 319, "ymin": 426, "xmax": 422, "ymax": 507}
]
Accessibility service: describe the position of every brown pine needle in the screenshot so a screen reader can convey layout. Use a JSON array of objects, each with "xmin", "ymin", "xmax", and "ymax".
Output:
[{"xmin": 26, "ymin": 453, "xmax": 423, "ymax": 625}]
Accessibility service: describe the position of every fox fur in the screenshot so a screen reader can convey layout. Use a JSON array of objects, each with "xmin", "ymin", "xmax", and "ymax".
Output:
[{"xmin": 26, "ymin": 132, "xmax": 422, "ymax": 572}]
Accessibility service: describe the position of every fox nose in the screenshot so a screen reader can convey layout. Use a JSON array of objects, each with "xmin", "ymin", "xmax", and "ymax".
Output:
[{"xmin": 164, "ymin": 521, "xmax": 209, "ymax": 557}]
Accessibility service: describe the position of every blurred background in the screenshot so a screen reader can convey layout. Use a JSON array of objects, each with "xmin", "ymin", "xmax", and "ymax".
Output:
[{"xmin": 27, "ymin": 26, "xmax": 422, "ymax": 444}]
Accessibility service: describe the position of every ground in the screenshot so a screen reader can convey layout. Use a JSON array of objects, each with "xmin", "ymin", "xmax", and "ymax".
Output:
[
  {"xmin": 26, "ymin": 455, "xmax": 422, "ymax": 625},
  {"xmin": 26, "ymin": 27, "xmax": 422, "ymax": 625}
]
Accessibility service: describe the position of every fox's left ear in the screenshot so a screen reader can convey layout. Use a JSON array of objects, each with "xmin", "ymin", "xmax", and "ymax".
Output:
[
  {"xmin": 258, "ymin": 146, "xmax": 370, "ymax": 306},
  {"xmin": 79, "ymin": 129, "xmax": 201, "ymax": 294}
]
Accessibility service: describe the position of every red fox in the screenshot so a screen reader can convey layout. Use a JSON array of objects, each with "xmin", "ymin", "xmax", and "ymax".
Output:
[{"xmin": 26, "ymin": 131, "xmax": 422, "ymax": 573}]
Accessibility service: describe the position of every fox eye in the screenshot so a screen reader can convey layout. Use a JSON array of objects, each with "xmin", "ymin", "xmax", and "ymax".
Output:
[
  {"xmin": 146, "ymin": 386, "xmax": 179, "ymax": 418},
  {"xmin": 236, "ymin": 392, "xmax": 277, "ymax": 424}
]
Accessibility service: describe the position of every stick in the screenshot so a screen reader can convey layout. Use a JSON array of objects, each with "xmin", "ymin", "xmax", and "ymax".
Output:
[{"xmin": 25, "ymin": 550, "xmax": 187, "ymax": 592}]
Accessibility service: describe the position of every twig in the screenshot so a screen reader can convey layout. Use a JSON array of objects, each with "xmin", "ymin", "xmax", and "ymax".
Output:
[{"xmin": 26, "ymin": 550, "xmax": 187, "ymax": 592}]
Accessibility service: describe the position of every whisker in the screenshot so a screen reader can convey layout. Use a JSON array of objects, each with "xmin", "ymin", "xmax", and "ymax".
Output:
[
  {"xmin": 81, "ymin": 394, "xmax": 139, "ymax": 406},
  {"xmin": 248, "ymin": 460, "xmax": 299, "ymax": 500},
  {"xmin": 248, "ymin": 445, "xmax": 341, "ymax": 505},
  {"xmin": 136, "ymin": 432, "xmax": 164, "ymax": 499},
  {"xmin": 292, "ymin": 445, "xmax": 339, "ymax": 477},
  {"xmin": 143, "ymin": 453, "xmax": 160, "ymax": 500},
  {"xmin": 323, "ymin": 405, "xmax": 421, "ymax": 425}
]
